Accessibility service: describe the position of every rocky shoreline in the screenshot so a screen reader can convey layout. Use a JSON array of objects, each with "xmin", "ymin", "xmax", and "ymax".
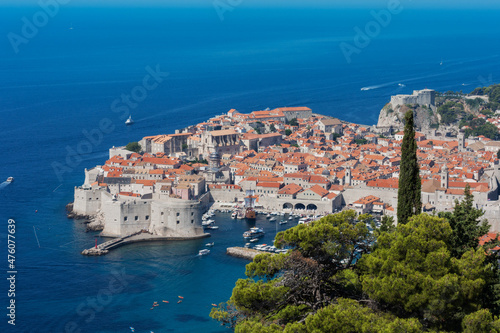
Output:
[{"xmin": 66, "ymin": 202, "xmax": 104, "ymax": 232}]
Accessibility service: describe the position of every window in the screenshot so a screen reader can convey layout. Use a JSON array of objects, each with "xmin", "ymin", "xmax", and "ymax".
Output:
[
  {"xmin": 177, "ymin": 220, "xmax": 180, "ymax": 224},
  {"xmin": 176, "ymin": 212, "xmax": 180, "ymax": 217},
  {"xmin": 124, "ymin": 216, "xmax": 127, "ymax": 221},
  {"xmin": 191, "ymin": 212, "xmax": 194, "ymax": 216},
  {"xmin": 135, "ymin": 216, "xmax": 138, "ymax": 221},
  {"xmin": 146, "ymin": 215, "xmax": 149, "ymax": 220},
  {"xmin": 161, "ymin": 212, "xmax": 164, "ymax": 215},
  {"xmin": 191, "ymin": 220, "xmax": 194, "ymax": 223}
]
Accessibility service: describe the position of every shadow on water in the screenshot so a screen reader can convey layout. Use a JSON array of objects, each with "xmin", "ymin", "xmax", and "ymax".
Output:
[{"xmin": 175, "ymin": 313, "xmax": 210, "ymax": 323}]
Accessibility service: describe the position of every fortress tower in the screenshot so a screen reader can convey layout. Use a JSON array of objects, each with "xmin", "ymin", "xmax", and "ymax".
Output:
[
  {"xmin": 441, "ymin": 164, "xmax": 449, "ymax": 189},
  {"xmin": 345, "ymin": 167, "xmax": 351, "ymax": 186},
  {"xmin": 458, "ymin": 131, "xmax": 465, "ymax": 153}
]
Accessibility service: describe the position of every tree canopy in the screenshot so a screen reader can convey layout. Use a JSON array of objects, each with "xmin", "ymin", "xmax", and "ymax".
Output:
[
  {"xmin": 212, "ymin": 209, "xmax": 500, "ymax": 332},
  {"xmin": 125, "ymin": 141, "xmax": 141, "ymax": 153},
  {"xmin": 397, "ymin": 110, "xmax": 421, "ymax": 224}
]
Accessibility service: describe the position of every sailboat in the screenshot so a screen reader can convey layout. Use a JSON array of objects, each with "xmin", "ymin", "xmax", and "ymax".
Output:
[
  {"xmin": 125, "ymin": 115, "xmax": 134, "ymax": 125},
  {"xmin": 244, "ymin": 190, "xmax": 257, "ymax": 220}
]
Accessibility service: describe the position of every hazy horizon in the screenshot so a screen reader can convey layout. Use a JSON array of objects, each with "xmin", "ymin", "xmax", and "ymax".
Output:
[{"xmin": 3, "ymin": 0, "xmax": 500, "ymax": 9}]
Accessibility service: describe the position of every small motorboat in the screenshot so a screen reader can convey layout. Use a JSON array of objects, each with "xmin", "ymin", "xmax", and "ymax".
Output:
[
  {"xmin": 266, "ymin": 214, "xmax": 271, "ymax": 218},
  {"xmin": 162, "ymin": 300, "xmax": 169, "ymax": 303},
  {"xmin": 178, "ymin": 296, "xmax": 184, "ymax": 299},
  {"xmin": 6, "ymin": 177, "xmax": 14, "ymax": 182},
  {"xmin": 250, "ymin": 238, "xmax": 259, "ymax": 243},
  {"xmin": 269, "ymin": 217, "xmax": 277, "ymax": 222},
  {"xmin": 205, "ymin": 242, "xmax": 214, "ymax": 247},
  {"xmin": 199, "ymin": 249, "xmax": 210, "ymax": 255},
  {"xmin": 125, "ymin": 115, "xmax": 134, "ymax": 125},
  {"xmin": 212, "ymin": 303, "xmax": 217, "ymax": 307},
  {"xmin": 279, "ymin": 220, "xmax": 288, "ymax": 225}
]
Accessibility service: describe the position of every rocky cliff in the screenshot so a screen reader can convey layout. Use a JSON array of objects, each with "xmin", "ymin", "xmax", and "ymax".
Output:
[{"xmin": 377, "ymin": 103, "xmax": 439, "ymax": 132}]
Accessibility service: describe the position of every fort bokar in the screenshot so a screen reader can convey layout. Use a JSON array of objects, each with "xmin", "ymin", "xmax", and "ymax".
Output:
[{"xmin": 70, "ymin": 89, "xmax": 500, "ymax": 247}]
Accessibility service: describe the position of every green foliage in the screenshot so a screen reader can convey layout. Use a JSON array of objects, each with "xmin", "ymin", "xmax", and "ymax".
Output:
[
  {"xmin": 437, "ymin": 100, "xmax": 464, "ymax": 124},
  {"xmin": 464, "ymin": 118, "xmax": 500, "ymax": 140},
  {"xmin": 285, "ymin": 129, "xmax": 292, "ymax": 136},
  {"xmin": 497, "ymin": 150, "xmax": 500, "ymax": 160},
  {"xmin": 289, "ymin": 118, "xmax": 298, "ymax": 126},
  {"xmin": 332, "ymin": 133, "xmax": 342, "ymax": 141},
  {"xmin": 438, "ymin": 185, "xmax": 489, "ymax": 258},
  {"xmin": 125, "ymin": 141, "xmax": 141, "ymax": 153},
  {"xmin": 270, "ymin": 124, "xmax": 276, "ymax": 132},
  {"xmin": 472, "ymin": 84, "xmax": 500, "ymax": 111},
  {"xmin": 355, "ymin": 138, "xmax": 368, "ymax": 145},
  {"xmin": 397, "ymin": 110, "xmax": 421, "ymax": 225},
  {"xmin": 360, "ymin": 214, "xmax": 493, "ymax": 331},
  {"xmin": 181, "ymin": 143, "xmax": 188, "ymax": 150},
  {"xmin": 462, "ymin": 309, "xmax": 500, "ymax": 333},
  {"xmin": 255, "ymin": 128, "xmax": 262, "ymax": 134},
  {"xmin": 465, "ymin": 97, "xmax": 485, "ymax": 110},
  {"xmin": 190, "ymin": 157, "xmax": 208, "ymax": 164}
]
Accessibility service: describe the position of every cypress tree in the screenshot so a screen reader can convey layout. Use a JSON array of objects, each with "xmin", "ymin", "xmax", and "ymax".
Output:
[{"xmin": 397, "ymin": 110, "xmax": 421, "ymax": 224}]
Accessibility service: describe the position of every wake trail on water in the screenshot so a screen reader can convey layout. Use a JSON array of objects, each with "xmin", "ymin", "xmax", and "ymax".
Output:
[{"xmin": 0, "ymin": 181, "xmax": 9, "ymax": 190}]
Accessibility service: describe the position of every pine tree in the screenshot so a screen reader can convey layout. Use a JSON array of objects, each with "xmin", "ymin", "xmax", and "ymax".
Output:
[{"xmin": 397, "ymin": 110, "xmax": 421, "ymax": 224}]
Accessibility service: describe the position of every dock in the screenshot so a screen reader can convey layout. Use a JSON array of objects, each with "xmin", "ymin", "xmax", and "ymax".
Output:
[{"xmin": 81, "ymin": 231, "xmax": 210, "ymax": 256}]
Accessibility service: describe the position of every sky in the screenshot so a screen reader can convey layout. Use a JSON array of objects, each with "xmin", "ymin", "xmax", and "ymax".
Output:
[{"xmin": 2, "ymin": 0, "xmax": 500, "ymax": 9}]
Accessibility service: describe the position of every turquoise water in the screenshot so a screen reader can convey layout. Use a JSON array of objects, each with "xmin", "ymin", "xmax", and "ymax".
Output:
[{"xmin": 1, "ymin": 4, "xmax": 500, "ymax": 332}]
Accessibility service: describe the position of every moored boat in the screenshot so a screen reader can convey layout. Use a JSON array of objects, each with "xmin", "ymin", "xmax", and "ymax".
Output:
[{"xmin": 243, "ymin": 227, "xmax": 265, "ymax": 239}]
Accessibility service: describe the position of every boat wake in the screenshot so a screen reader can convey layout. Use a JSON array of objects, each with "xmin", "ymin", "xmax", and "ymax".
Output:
[{"xmin": 0, "ymin": 181, "xmax": 9, "ymax": 190}]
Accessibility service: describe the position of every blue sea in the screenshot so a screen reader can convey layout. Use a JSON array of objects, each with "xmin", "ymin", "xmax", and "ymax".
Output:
[{"xmin": 1, "ymin": 3, "xmax": 500, "ymax": 332}]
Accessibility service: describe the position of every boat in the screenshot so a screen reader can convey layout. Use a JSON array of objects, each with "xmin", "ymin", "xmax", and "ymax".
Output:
[
  {"xmin": 199, "ymin": 249, "xmax": 210, "ymax": 255},
  {"xmin": 178, "ymin": 296, "xmax": 184, "ymax": 299},
  {"xmin": 244, "ymin": 243, "xmax": 251, "ymax": 248},
  {"xmin": 288, "ymin": 216, "xmax": 293, "ymax": 220},
  {"xmin": 6, "ymin": 177, "xmax": 14, "ymax": 182},
  {"xmin": 266, "ymin": 214, "xmax": 271, "ymax": 218},
  {"xmin": 279, "ymin": 220, "xmax": 288, "ymax": 225},
  {"xmin": 205, "ymin": 242, "xmax": 214, "ymax": 247},
  {"xmin": 269, "ymin": 217, "xmax": 277, "ymax": 222},
  {"xmin": 249, "ymin": 238, "xmax": 259, "ymax": 243},
  {"xmin": 162, "ymin": 300, "xmax": 169, "ymax": 303},
  {"xmin": 202, "ymin": 219, "xmax": 215, "ymax": 226},
  {"xmin": 236, "ymin": 209, "xmax": 245, "ymax": 219},
  {"xmin": 243, "ymin": 227, "xmax": 265, "ymax": 239},
  {"xmin": 231, "ymin": 211, "xmax": 238, "ymax": 219},
  {"xmin": 125, "ymin": 115, "xmax": 134, "ymax": 125},
  {"xmin": 244, "ymin": 191, "xmax": 257, "ymax": 220},
  {"xmin": 206, "ymin": 225, "xmax": 219, "ymax": 230}
]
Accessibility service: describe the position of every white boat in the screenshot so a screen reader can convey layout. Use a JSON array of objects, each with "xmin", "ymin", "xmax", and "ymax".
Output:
[
  {"xmin": 243, "ymin": 227, "xmax": 265, "ymax": 239},
  {"xmin": 288, "ymin": 216, "xmax": 293, "ymax": 220},
  {"xmin": 125, "ymin": 115, "xmax": 134, "ymax": 125},
  {"xmin": 279, "ymin": 220, "xmax": 288, "ymax": 225},
  {"xmin": 266, "ymin": 214, "xmax": 271, "ymax": 218},
  {"xmin": 231, "ymin": 212, "xmax": 238, "ymax": 219},
  {"xmin": 206, "ymin": 225, "xmax": 219, "ymax": 230},
  {"xmin": 6, "ymin": 177, "xmax": 14, "ymax": 182},
  {"xmin": 249, "ymin": 238, "xmax": 259, "ymax": 243},
  {"xmin": 205, "ymin": 242, "xmax": 214, "ymax": 247},
  {"xmin": 269, "ymin": 217, "xmax": 277, "ymax": 222},
  {"xmin": 198, "ymin": 249, "xmax": 210, "ymax": 256},
  {"xmin": 202, "ymin": 220, "xmax": 214, "ymax": 226}
]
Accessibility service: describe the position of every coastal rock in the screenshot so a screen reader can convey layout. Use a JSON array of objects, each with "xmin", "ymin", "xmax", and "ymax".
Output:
[
  {"xmin": 86, "ymin": 210, "xmax": 105, "ymax": 232},
  {"xmin": 377, "ymin": 103, "xmax": 440, "ymax": 132}
]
